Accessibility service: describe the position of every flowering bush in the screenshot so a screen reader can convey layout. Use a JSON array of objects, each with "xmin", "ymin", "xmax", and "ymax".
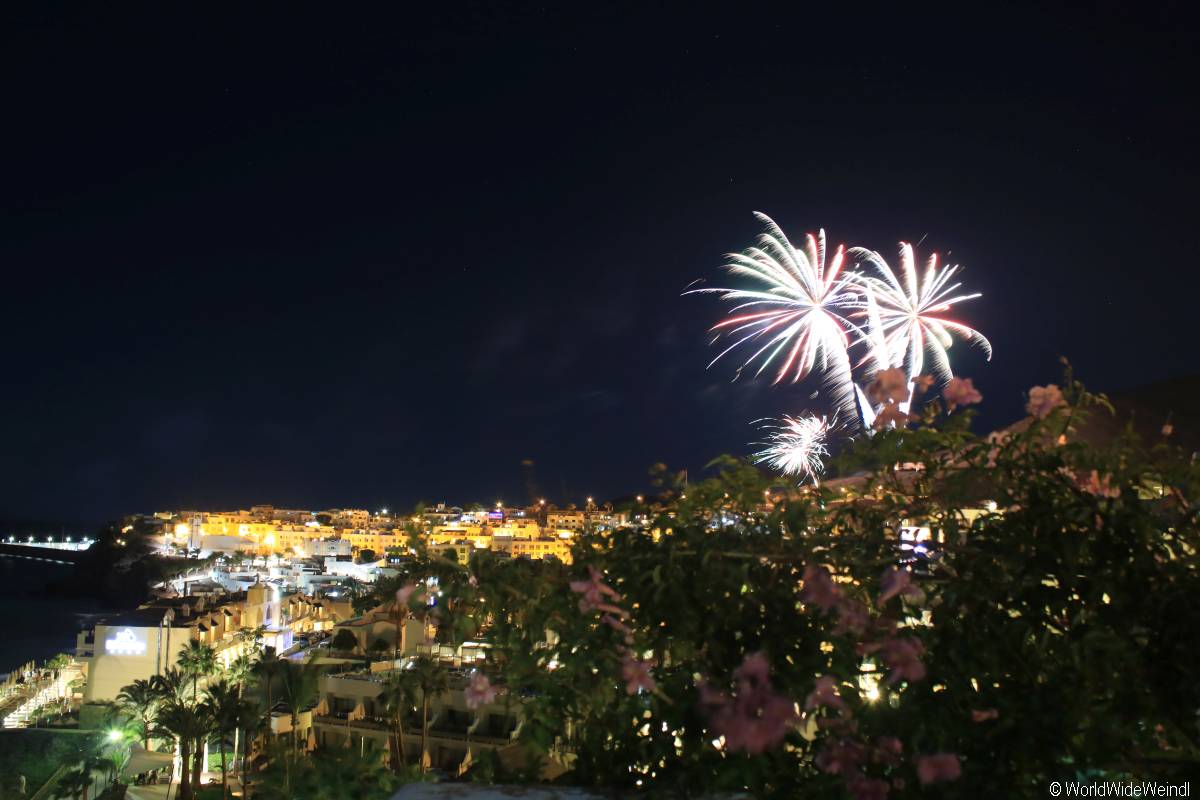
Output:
[{"xmin": 427, "ymin": 373, "xmax": 1200, "ymax": 797}]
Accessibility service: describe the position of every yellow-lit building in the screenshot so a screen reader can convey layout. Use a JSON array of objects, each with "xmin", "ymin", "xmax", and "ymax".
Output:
[
  {"xmin": 343, "ymin": 530, "xmax": 402, "ymax": 554},
  {"xmin": 508, "ymin": 537, "xmax": 573, "ymax": 563},
  {"xmin": 547, "ymin": 511, "xmax": 587, "ymax": 531},
  {"xmin": 429, "ymin": 525, "xmax": 490, "ymax": 550}
]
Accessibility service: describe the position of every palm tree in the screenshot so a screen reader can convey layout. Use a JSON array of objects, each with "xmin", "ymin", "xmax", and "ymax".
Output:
[
  {"xmin": 276, "ymin": 662, "xmax": 323, "ymax": 753},
  {"xmin": 176, "ymin": 642, "xmax": 217, "ymax": 791},
  {"xmin": 338, "ymin": 576, "xmax": 367, "ymax": 603},
  {"xmin": 379, "ymin": 670, "xmax": 419, "ymax": 770},
  {"xmin": 116, "ymin": 679, "xmax": 158, "ymax": 749},
  {"xmin": 53, "ymin": 766, "xmax": 92, "ymax": 800},
  {"xmin": 304, "ymin": 743, "xmax": 397, "ymax": 800},
  {"xmin": 150, "ymin": 667, "xmax": 188, "ymax": 705},
  {"xmin": 101, "ymin": 746, "xmax": 129, "ymax": 791},
  {"xmin": 228, "ymin": 652, "xmax": 255, "ymax": 690},
  {"xmin": 233, "ymin": 694, "xmax": 263, "ymax": 800},
  {"xmin": 410, "ymin": 657, "xmax": 449, "ymax": 773},
  {"xmin": 177, "ymin": 641, "xmax": 217, "ymax": 703},
  {"xmin": 236, "ymin": 625, "xmax": 268, "ymax": 648},
  {"xmin": 201, "ymin": 679, "xmax": 244, "ymax": 799},
  {"xmin": 225, "ymin": 650, "xmax": 256, "ymax": 782},
  {"xmin": 153, "ymin": 699, "xmax": 209, "ymax": 800},
  {"xmin": 252, "ymin": 647, "xmax": 285, "ymax": 740}
]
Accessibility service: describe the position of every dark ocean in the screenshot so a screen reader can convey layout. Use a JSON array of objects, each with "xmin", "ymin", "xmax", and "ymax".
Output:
[{"xmin": 0, "ymin": 558, "xmax": 106, "ymax": 676}]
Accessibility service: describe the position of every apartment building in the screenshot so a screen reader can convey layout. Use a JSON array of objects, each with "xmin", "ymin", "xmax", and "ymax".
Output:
[
  {"xmin": 508, "ymin": 537, "xmax": 573, "ymax": 563},
  {"xmin": 546, "ymin": 511, "xmax": 587, "ymax": 532},
  {"xmin": 75, "ymin": 585, "xmax": 348, "ymax": 702},
  {"xmin": 311, "ymin": 668, "xmax": 524, "ymax": 773}
]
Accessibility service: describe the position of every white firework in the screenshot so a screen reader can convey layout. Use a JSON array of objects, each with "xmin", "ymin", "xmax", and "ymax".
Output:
[
  {"xmin": 691, "ymin": 212, "xmax": 863, "ymax": 419},
  {"xmin": 848, "ymin": 242, "xmax": 992, "ymax": 383},
  {"xmin": 753, "ymin": 414, "xmax": 834, "ymax": 482}
]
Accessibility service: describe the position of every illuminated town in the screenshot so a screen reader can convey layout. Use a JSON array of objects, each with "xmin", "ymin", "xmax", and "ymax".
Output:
[{"xmin": 152, "ymin": 501, "xmax": 628, "ymax": 567}]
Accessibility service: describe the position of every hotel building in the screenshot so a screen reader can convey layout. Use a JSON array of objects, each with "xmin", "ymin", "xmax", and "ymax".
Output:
[{"xmin": 75, "ymin": 584, "xmax": 350, "ymax": 703}]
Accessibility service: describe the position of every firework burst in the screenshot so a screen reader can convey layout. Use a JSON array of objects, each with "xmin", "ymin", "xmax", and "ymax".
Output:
[
  {"xmin": 691, "ymin": 212, "xmax": 863, "ymax": 419},
  {"xmin": 848, "ymin": 242, "xmax": 992, "ymax": 383},
  {"xmin": 753, "ymin": 414, "xmax": 837, "ymax": 482}
]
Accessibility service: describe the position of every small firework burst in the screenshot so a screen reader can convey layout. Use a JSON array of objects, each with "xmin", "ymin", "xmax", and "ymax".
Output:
[{"xmin": 753, "ymin": 414, "xmax": 837, "ymax": 482}]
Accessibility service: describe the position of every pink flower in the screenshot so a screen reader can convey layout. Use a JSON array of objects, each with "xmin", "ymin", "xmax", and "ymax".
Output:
[
  {"xmin": 803, "ymin": 675, "xmax": 846, "ymax": 712},
  {"xmin": 1079, "ymin": 470, "xmax": 1120, "ymax": 499},
  {"xmin": 396, "ymin": 584, "xmax": 421, "ymax": 605},
  {"xmin": 879, "ymin": 637, "xmax": 926, "ymax": 685},
  {"xmin": 735, "ymin": 651, "xmax": 771, "ymax": 686},
  {"xmin": 912, "ymin": 374, "xmax": 935, "ymax": 393},
  {"xmin": 800, "ymin": 565, "xmax": 842, "ymax": 613},
  {"xmin": 569, "ymin": 565, "xmax": 622, "ymax": 613},
  {"xmin": 600, "ymin": 613, "xmax": 633, "ymax": 638},
  {"xmin": 464, "ymin": 672, "xmax": 498, "ymax": 709},
  {"xmin": 874, "ymin": 736, "xmax": 903, "ymax": 765},
  {"xmin": 872, "ymin": 402, "xmax": 914, "ymax": 431},
  {"xmin": 877, "ymin": 567, "xmax": 920, "ymax": 607},
  {"xmin": 943, "ymin": 377, "xmax": 982, "ymax": 410},
  {"xmin": 815, "ymin": 739, "xmax": 867, "ymax": 776},
  {"xmin": 1026, "ymin": 384, "xmax": 1065, "ymax": 419},
  {"xmin": 984, "ymin": 430, "xmax": 1009, "ymax": 468},
  {"xmin": 832, "ymin": 597, "xmax": 871, "ymax": 637},
  {"xmin": 916, "ymin": 753, "xmax": 962, "ymax": 785},
  {"xmin": 869, "ymin": 368, "xmax": 910, "ymax": 406},
  {"xmin": 971, "ymin": 708, "xmax": 999, "ymax": 722},
  {"xmin": 848, "ymin": 776, "xmax": 891, "ymax": 800},
  {"xmin": 700, "ymin": 652, "xmax": 798, "ymax": 754},
  {"xmin": 620, "ymin": 654, "xmax": 657, "ymax": 695}
]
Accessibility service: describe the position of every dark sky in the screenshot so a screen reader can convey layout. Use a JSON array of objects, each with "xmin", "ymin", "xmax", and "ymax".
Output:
[{"xmin": 3, "ymin": 3, "xmax": 1199, "ymax": 526}]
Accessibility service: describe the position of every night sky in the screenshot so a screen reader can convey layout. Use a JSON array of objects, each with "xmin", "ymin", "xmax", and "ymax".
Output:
[{"xmin": 3, "ymin": 4, "xmax": 1198, "ymax": 526}]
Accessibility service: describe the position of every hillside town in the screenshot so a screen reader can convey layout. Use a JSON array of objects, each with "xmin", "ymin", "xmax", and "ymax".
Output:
[
  {"xmin": 152, "ymin": 501, "xmax": 632, "ymax": 568},
  {"xmin": 0, "ymin": 497, "xmax": 648, "ymax": 792}
]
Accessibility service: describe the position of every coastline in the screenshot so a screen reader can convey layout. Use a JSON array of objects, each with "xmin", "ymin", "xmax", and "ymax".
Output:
[{"xmin": 0, "ymin": 558, "xmax": 107, "ymax": 674}]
